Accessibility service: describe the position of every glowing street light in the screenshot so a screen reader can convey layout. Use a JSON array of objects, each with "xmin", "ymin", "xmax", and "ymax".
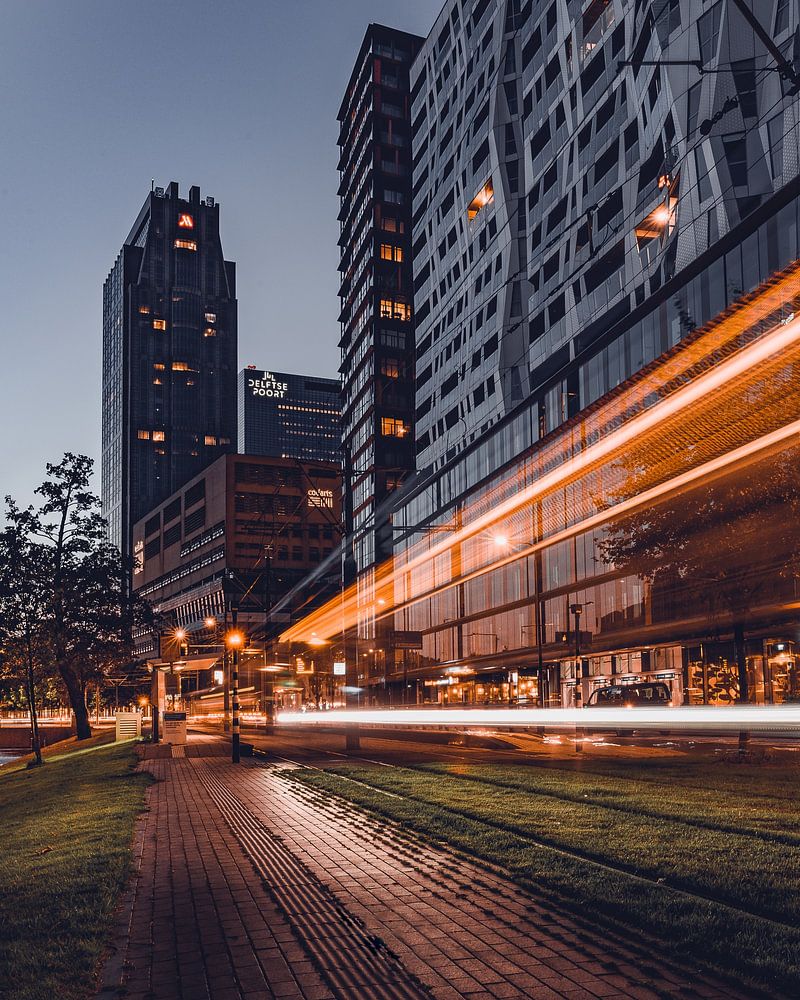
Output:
[
  {"xmin": 492, "ymin": 534, "xmax": 510, "ymax": 548},
  {"xmin": 204, "ymin": 616, "xmax": 217, "ymax": 629},
  {"xmin": 225, "ymin": 630, "xmax": 244, "ymax": 649}
]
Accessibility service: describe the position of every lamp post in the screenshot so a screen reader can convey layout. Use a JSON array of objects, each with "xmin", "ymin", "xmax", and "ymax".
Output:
[
  {"xmin": 225, "ymin": 623, "xmax": 244, "ymax": 764},
  {"xmin": 569, "ymin": 601, "xmax": 593, "ymax": 753}
]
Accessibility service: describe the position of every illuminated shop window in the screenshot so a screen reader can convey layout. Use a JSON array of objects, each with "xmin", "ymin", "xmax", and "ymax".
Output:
[
  {"xmin": 177, "ymin": 213, "xmax": 194, "ymax": 229},
  {"xmin": 152, "ymin": 319, "xmax": 167, "ymax": 330},
  {"xmin": 381, "ymin": 416, "xmax": 408, "ymax": 437},
  {"xmin": 381, "ymin": 359, "xmax": 401, "ymax": 378},
  {"xmin": 380, "ymin": 243, "xmax": 403, "ymax": 261},
  {"xmin": 152, "ymin": 431, "xmax": 165, "ymax": 442},
  {"xmin": 467, "ymin": 179, "xmax": 494, "ymax": 221},
  {"xmin": 137, "ymin": 430, "xmax": 151, "ymax": 440},
  {"xmin": 174, "ymin": 239, "xmax": 197, "ymax": 251}
]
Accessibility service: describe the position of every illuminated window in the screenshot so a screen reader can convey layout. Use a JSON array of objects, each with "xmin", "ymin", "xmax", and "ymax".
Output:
[
  {"xmin": 203, "ymin": 327, "xmax": 216, "ymax": 337},
  {"xmin": 177, "ymin": 213, "xmax": 194, "ymax": 229},
  {"xmin": 381, "ymin": 216, "xmax": 404, "ymax": 233},
  {"xmin": 137, "ymin": 430, "xmax": 151, "ymax": 440},
  {"xmin": 204, "ymin": 312, "xmax": 216, "ymax": 323},
  {"xmin": 152, "ymin": 431, "xmax": 165, "ymax": 442},
  {"xmin": 152, "ymin": 319, "xmax": 166, "ymax": 330},
  {"xmin": 381, "ymin": 417, "xmax": 408, "ymax": 437},
  {"xmin": 379, "ymin": 299, "xmax": 412, "ymax": 321},
  {"xmin": 204, "ymin": 435, "xmax": 217, "ymax": 446},
  {"xmin": 174, "ymin": 239, "xmax": 197, "ymax": 251},
  {"xmin": 467, "ymin": 179, "xmax": 494, "ymax": 221},
  {"xmin": 172, "ymin": 362, "xmax": 190, "ymax": 371},
  {"xmin": 138, "ymin": 305, "xmax": 151, "ymax": 315},
  {"xmin": 380, "ymin": 244, "xmax": 403, "ymax": 261},
  {"xmin": 153, "ymin": 362, "xmax": 165, "ymax": 370},
  {"xmin": 152, "ymin": 378, "xmax": 163, "ymax": 385},
  {"xmin": 381, "ymin": 359, "xmax": 401, "ymax": 378}
]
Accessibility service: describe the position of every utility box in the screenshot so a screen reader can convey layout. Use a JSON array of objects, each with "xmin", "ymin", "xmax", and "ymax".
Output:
[
  {"xmin": 115, "ymin": 711, "xmax": 142, "ymax": 741},
  {"xmin": 162, "ymin": 711, "xmax": 187, "ymax": 745}
]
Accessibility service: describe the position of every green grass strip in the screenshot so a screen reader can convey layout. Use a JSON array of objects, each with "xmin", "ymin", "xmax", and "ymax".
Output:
[
  {"xmin": 0, "ymin": 741, "xmax": 152, "ymax": 1000},
  {"xmin": 287, "ymin": 766, "xmax": 800, "ymax": 995}
]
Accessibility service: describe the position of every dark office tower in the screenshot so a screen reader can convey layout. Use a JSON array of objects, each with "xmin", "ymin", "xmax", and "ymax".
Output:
[
  {"xmin": 102, "ymin": 181, "xmax": 237, "ymax": 562},
  {"xmin": 238, "ymin": 367, "xmax": 341, "ymax": 463},
  {"xmin": 338, "ymin": 24, "xmax": 423, "ymax": 660}
]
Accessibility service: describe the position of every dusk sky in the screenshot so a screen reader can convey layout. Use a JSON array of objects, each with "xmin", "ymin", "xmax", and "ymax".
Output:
[{"xmin": 0, "ymin": 0, "xmax": 439, "ymax": 510}]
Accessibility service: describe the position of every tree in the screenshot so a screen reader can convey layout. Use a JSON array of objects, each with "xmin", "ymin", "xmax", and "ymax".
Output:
[
  {"xmin": 599, "ymin": 445, "xmax": 800, "ymax": 702},
  {"xmin": 0, "ymin": 526, "xmax": 52, "ymax": 765},
  {"xmin": 1, "ymin": 454, "xmax": 150, "ymax": 739}
]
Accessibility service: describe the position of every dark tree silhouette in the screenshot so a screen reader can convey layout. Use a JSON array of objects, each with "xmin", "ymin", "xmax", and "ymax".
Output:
[{"xmin": 1, "ymin": 454, "xmax": 150, "ymax": 738}]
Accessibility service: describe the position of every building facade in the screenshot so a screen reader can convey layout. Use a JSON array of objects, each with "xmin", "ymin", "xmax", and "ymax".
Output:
[
  {"xmin": 238, "ymin": 367, "xmax": 340, "ymax": 463},
  {"xmin": 337, "ymin": 24, "xmax": 424, "ymax": 676},
  {"xmin": 132, "ymin": 453, "xmax": 342, "ymax": 659},
  {"xmin": 384, "ymin": 0, "xmax": 800, "ymax": 706},
  {"xmin": 101, "ymin": 182, "xmax": 237, "ymax": 560}
]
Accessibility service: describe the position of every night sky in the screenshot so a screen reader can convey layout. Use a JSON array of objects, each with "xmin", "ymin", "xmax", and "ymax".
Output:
[{"xmin": 0, "ymin": 0, "xmax": 439, "ymax": 509}]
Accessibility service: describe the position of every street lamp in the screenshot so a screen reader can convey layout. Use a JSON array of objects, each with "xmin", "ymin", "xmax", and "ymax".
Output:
[{"xmin": 225, "ymin": 628, "xmax": 245, "ymax": 763}]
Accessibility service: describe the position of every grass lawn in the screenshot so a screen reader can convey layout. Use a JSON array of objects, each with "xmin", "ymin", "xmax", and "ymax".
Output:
[
  {"xmin": 288, "ymin": 757, "xmax": 800, "ymax": 996},
  {"xmin": 0, "ymin": 740, "xmax": 151, "ymax": 1000}
]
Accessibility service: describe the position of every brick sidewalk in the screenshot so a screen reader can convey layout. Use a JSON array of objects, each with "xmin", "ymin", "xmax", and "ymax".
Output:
[{"xmin": 99, "ymin": 742, "xmax": 756, "ymax": 1000}]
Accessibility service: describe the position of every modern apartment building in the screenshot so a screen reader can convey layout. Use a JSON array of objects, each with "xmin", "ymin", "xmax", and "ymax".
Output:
[
  {"xmin": 101, "ymin": 181, "xmax": 237, "ymax": 561},
  {"xmin": 337, "ymin": 24, "xmax": 424, "ymax": 679},
  {"xmin": 238, "ymin": 367, "xmax": 340, "ymax": 464},
  {"xmin": 384, "ymin": 0, "xmax": 800, "ymax": 706}
]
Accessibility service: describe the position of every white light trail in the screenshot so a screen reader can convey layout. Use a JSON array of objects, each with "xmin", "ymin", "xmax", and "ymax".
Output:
[{"xmin": 276, "ymin": 706, "xmax": 800, "ymax": 733}]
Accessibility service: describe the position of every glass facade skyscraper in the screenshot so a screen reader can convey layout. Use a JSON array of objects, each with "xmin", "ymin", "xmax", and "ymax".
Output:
[
  {"xmin": 101, "ymin": 181, "xmax": 237, "ymax": 561},
  {"xmin": 338, "ymin": 24, "xmax": 423, "ymax": 667},
  {"xmin": 238, "ymin": 368, "xmax": 340, "ymax": 464}
]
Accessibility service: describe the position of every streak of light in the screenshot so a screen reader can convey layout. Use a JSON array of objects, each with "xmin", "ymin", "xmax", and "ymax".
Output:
[
  {"xmin": 281, "ymin": 264, "xmax": 800, "ymax": 643},
  {"xmin": 276, "ymin": 705, "xmax": 800, "ymax": 733}
]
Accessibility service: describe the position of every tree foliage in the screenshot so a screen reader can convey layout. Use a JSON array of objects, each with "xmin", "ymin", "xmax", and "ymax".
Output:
[{"xmin": 0, "ymin": 454, "xmax": 150, "ymax": 739}]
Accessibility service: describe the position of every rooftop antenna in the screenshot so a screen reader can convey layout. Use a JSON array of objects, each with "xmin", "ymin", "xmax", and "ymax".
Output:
[{"xmin": 151, "ymin": 178, "xmax": 155, "ymax": 192}]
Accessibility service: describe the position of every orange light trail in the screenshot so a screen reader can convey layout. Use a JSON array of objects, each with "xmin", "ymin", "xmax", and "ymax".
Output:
[{"xmin": 281, "ymin": 265, "xmax": 800, "ymax": 643}]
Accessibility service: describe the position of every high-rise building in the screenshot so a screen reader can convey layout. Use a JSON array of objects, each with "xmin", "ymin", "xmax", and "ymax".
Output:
[
  {"xmin": 384, "ymin": 0, "xmax": 800, "ymax": 706},
  {"xmin": 238, "ymin": 367, "xmax": 340, "ymax": 464},
  {"xmin": 337, "ymin": 24, "xmax": 424, "ymax": 671},
  {"xmin": 102, "ymin": 182, "xmax": 237, "ymax": 561}
]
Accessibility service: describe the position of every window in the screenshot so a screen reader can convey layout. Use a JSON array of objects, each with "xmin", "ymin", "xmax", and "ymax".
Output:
[
  {"xmin": 153, "ymin": 362, "xmax": 166, "ymax": 370},
  {"xmin": 205, "ymin": 312, "xmax": 217, "ymax": 323},
  {"xmin": 381, "ymin": 216, "xmax": 404, "ymax": 233},
  {"xmin": 380, "ymin": 243, "xmax": 404, "ymax": 261},
  {"xmin": 204, "ymin": 435, "xmax": 217, "ymax": 446},
  {"xmin": 467, "ymin": 179, "xmax": 494, "ymax": 221},
  {"xmin": 775, "ymin": 0, "xmax": 789, "ymax": 33},
  {"xmin": 381, "ymin": 417, "xmax": 408, "ymax": 437},
  {"xmin": 203, "ymin": 327, "xmax": 216, "ymax": 337},
  {"xmin": 174, "ymin": 239, "xmax": 197, "ymax": 251},
  {"xmin": 722, "ymin": 132, "xmax": 748, "ymax": 187},
  {"xmin": 152, "ymin": 319, "xmax": 166, "ymax": 331},
  {"xmin": 138, "ymin": 305, "xmax": 150, "ymax": 315},
  {"xmin": 137, "ymin": 430, "xmax": 151, "ymax": 440},
  {"xmin": 767, "ymin": 112, "xmax": 785, "ymax": 179},
  {"xmin": 381, "ymin": 359, "xmax": 401, "ymax": 378},
  {"xmin": 732, "ymin": 59, "xmax": 757, "ymax": 118},
  {"xmin": 686, "ymin": 81, "xmax": 702, "ymax": 136},
  {"xmin": 379, "ymin": 299, "xmax": 412, "ymax": 321},
  {"xmin": 695, "ymin": 145, "xmax": 713, "ymax": 201},
  {"xmin": 172, "ymin": 362, "xmax": 191, "ymax": 371},
  {"xmin": 697, "ymin": 3, "xmax": 721, "ymax": 66},
  {"xmin": 152, "ymin": 430, "xmax": 165, "ymax": 442}
]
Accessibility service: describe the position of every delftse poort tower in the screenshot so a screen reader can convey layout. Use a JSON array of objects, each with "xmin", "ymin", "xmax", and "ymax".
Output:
[
  {"xmin": 238, "ymin": 367, "xmax": 340, "ymax": 464},
  {"xmin": 101, "ymin": 182, "xmax": 237, "ymax": 563}
]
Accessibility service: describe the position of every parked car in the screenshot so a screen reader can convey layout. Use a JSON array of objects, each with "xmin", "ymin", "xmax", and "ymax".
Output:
[{"xmin": 585, "ymin": 681, "xmax": 673, "ymax": 708}]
